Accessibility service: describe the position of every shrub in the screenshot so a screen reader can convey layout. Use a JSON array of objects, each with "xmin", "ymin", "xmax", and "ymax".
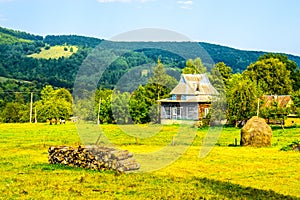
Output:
[{"xmin": 280, "ymin": 140, "xmax": 300, "ymax": 151}]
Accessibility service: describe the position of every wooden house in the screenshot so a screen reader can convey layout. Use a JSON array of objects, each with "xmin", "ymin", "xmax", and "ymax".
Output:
[
  {"xmin": 263, "ymin": 95, "xmax": 293, "ymax": 108},
  {"xmin": 158, "ymin": 74, "xmax": 219, "ymax": 124}
]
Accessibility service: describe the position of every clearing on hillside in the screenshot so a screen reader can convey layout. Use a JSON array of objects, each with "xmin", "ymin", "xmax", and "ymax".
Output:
[
  {"xmin": 28, "ymin": 45, "xmax": 78, "ymax": 59},
  {"xmin": 0, "ymin": 32, "xmax": 32, "ymax": 45}
]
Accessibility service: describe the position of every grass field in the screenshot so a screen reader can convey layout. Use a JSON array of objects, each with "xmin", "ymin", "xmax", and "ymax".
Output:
[
  {"xmin": 28, "ymin": 45, "xmax": 78, "ymax": 59},
  {"xmin": 0, "ymin": 123, "xmax": 299, "ymax": 199},
  {"xmin": 0, "ymin": 32, "xmax": 32, "ymax": 45},
  {"xmin": 0, "ymin": 76, "xmax": 32, "ymax": 83}
]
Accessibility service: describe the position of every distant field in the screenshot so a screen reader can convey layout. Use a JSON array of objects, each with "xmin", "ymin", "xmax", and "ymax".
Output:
[
  {"xmin": 0, "ymin": 32, "xmax": 32, "ymax": 45},
  {"xmin": 0, "ymin": 76, "xmax": 32, "ymax": 83},
  {"xmin": 0, "ymin": 123, "xmax": 299, "ymax": 199},
  {"xmin": 28, "ymin": 45, "xmax": 78, "ymax": 59}
]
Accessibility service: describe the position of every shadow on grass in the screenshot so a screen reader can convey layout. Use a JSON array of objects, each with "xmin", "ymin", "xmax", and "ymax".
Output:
[
  {"xmin": 30, "ymin": 163, "xmax": 116, "ymax": 174},
  {"xmin": 30, "ymin": 164, "xmax": 298, "ymax": 199},
  {"xmin": 271, "ymin": 125, "xmax": 299, "ymax": 130},
  {"xmin": 192, "ymin": 177, "xmax": 298, "ymax": 200}
]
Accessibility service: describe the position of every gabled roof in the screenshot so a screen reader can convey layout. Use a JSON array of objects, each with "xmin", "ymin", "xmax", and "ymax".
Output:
[
  {"xmin": 171, "ymin": 74, "xmax": 219, "ymax": 96},
  {"xmin": 263, "ymin": 95, "xmax": 293, "ymax": 108}
]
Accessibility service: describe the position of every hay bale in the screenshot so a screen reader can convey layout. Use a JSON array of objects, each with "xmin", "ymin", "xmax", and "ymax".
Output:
[{"xmin": 240, "ymin": 116, "xmax": 272, "ymax": 147}]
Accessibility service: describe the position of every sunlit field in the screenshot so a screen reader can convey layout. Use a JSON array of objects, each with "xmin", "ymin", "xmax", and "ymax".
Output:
[
  {"xmin": 27, "ymin": 45, "xmax": 78, "ymax": 59},
  {"xmin": 0, "ymin": 123, "xmax": 299, "ymax": 199}
]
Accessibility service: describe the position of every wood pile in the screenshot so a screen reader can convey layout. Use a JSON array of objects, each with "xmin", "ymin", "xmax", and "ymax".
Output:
[{"xmin": 48, "ymin": 145, "xmax": 140, "ymax": 173}]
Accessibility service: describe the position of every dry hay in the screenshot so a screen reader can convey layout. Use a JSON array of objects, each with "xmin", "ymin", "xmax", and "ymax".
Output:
[{"xmin": 240, "ymin": 116, "xmax": 272, "ymax": 147}]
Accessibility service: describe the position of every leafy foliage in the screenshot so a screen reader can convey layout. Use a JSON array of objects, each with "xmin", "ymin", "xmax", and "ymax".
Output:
[
  {"xmin": 0, "ymin": 26, "xmax": 43, "ymax": 41},
  {"xmin": 280, "ymin": 140, "xmax": 300, "ymax": 151},
  {"xmin": 35, "ymin": 86, "xmax": 72, "ymax": 122},
  {"xmin": 182, "ymin": 57, "xmax": 206, "ymax": 74},
  {"xmin": 44, "ymin": 35, "xmax": 102, "ymax": 47},
  {"xmin": 226, "ymin": 74, "xmax": 258, "ymax": 125},
  {"xmin": 243, "ymin": 57, "xmax": 293, "ymax": 95}
]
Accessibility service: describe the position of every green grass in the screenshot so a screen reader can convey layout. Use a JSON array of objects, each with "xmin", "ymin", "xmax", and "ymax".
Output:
[
  {"xmin": 0, "ymin": 32, "xmax": 32, "ymax": 45},
  {"xmin": 0, "ymin": 76, "xmax": 32, "ymax": 83},
  {"xmin": 28, "ymin": 45, "xmax": 78, "ymax": 59},
  {"xmin": 0, "ymin": 123, "xmax": 299, "ymax": 199}
]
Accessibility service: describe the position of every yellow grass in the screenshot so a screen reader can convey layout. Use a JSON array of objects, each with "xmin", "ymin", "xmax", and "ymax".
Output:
[
  {"xmin": 28, "ymin": 45, "xmax": 78, "ymax": 59},
  {"xmin": 0, "ymin": 123, "xmax": 299, "ymax": 199}
]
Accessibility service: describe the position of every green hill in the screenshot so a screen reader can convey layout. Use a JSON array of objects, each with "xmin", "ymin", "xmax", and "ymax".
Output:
[
  {"xmin": 0, "ymin": 26, "xmax": 299, "ymax": 90},
  {"xmin": 0, "ymin": 32, "xmax": 32, "ymax": 45},
  {"xmin": 0, "ymin": 26, "xmax": 43, "ymax": 41}
]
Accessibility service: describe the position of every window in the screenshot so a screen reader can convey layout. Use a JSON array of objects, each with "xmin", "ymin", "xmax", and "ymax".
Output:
[
  {"xmin": 172, "ymin": 95, "xmax": 176, "ymax": 100},
  {"xmin": 204, "ymin": 108, "xmax": 209, "ymax": 118}
]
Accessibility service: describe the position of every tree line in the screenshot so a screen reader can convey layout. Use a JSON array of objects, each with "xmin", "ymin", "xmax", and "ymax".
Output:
[{"xmin": 2, "ymin": 53, "xmax": 299, "ymax": 125}]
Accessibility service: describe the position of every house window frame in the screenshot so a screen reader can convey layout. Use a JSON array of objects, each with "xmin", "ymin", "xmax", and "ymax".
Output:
[{"xmin": 204, "ymin": 107, "xmax": 209, "ymax": 118}]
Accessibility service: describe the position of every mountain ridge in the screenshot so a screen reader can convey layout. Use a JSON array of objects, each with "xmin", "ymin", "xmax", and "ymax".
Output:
[{"xmin": 0, "ymin": 26, "xmax": 299, "ymax": 89}]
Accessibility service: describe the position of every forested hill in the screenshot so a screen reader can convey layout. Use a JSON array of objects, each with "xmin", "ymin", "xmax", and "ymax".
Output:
[
  {"xmin": 199, "ymin": 42, "xmax": 300, "ymax": 73},
  {"xmin": 0, "ymin": 26, "xmax": 300, "ymax": 90}
]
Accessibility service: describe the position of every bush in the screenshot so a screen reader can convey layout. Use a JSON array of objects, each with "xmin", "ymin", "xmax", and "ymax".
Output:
[{"xmin": 280, "ymin": 140, "xmax": 300, "ymax": 151}]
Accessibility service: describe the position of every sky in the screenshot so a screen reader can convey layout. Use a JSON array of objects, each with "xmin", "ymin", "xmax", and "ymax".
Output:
[{"xmin": 0, "ymin": 0, "xmax": 300, "ymax": 56}]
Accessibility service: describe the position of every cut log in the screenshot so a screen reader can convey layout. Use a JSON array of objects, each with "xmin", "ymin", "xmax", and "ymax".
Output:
[{"xmin": 48, "ymin": 145, "xmax": 140, "ymax": 173}]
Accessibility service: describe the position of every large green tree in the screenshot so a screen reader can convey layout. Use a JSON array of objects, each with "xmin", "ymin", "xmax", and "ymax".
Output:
[
  {"xmin": 243, "ymin": 57, "xmax": 293, "ymax": 95},
  {"xmin": 209, "ymin": 62, "xmax": 232, "ymax": 92},
  {"xmin": 95, "ymin": 89, "xmax": 113, "ymax": 124},
  {"xmin": 258, "ymin": 53, "xmax": 300, "ymax": 91},
  {"xmin": 129, "ymin": 60, "xmax": 177, "ymax": 124},
  {"xmin": 111, "ymin": 91, "xmax": 131, "ymax": 124},
  {"xmin": 36, "ymin": 86, "xmax": 72, "ymax": 122},
  {"xmin": 226, "ymin": 74, "xmax": 258, "ymax": 126}
]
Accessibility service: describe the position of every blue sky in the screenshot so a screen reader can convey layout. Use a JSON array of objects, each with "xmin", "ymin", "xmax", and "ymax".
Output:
[{"xmin": 1, "ymin": 0, "xmax": 300, "ymax": 55}]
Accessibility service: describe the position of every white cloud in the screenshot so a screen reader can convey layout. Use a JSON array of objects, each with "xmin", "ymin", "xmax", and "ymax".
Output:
[
  {"xmin": 177, "ymin": 0, "xmax": 193, "ymax": 9},
  {"xmin": 97, "ymin": 0, "xmax": 151, "ymax": 3}
]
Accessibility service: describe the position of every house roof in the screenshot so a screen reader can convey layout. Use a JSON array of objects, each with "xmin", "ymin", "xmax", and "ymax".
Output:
[
  {"xmin": 263, "ymin": 95, "xmax": 293, "ymax": 108},
  {"xmin": 158, "ymin": 95, "xmax": 215, "ymax": 103},
  {"xmin": 171, "ymin": 74, "xmax": 219, "ymax": 96},
  {"xmin": 159, "ymin": 74, "xmax": 219, "ymax": 103}
]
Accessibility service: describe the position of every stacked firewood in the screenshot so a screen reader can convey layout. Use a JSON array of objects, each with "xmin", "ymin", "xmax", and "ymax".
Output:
[{"xmin": 48, "ymin": 145, "xmax": 140, "ymax": 173}]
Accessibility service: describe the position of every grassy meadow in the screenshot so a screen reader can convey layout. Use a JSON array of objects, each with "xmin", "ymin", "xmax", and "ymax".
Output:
[
  {"xmin": 28, "ymin": 45, "xmax": 78, "ymax": 59},
  {"xmin": 0, "ymin": 123, "xmax": 299, "ymax": 199}
]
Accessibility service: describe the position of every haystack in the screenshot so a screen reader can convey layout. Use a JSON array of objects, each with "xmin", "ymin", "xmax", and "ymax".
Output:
[{"xmin": 240, "ymin": 116, "xmax": 272, "ymax": 147}]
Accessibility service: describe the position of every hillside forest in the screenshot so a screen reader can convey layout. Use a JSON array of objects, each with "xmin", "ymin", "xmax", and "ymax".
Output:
[{"xmin": 0, "ymin": 26, "xmax": 299, "ymax": 124}]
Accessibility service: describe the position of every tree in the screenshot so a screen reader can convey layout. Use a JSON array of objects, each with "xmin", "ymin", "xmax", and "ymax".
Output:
[
  {"xmin": 129, "ymin": 85, "xmax": 151, "ymax": 124},
  {"xmin": 209, "ymin": 62, "xmax": 232, "ymax": 93},
  {"xmin": 95, "ymin": 89, "xmax": 113, "ymax": 124},
  {"xmin": 226, "ymin": 74, "xmax": 258, "ymax": 126},
  {"xmin": 149, "ymin": 58, "xmax": 177, "ymax": 100},
  {"xmin": 36, "ymin": 85, "xmax": 72, "ymax": 122},
  {"xmin": 243, "ymin": 57, "xmax": 293, "ymax": 95},
  {"xmin": 291, "ymin": 90, "xmax": 300, "ymax": 117},
  {"xmin": 1, "ymin": 102, "xmax": 22, "ymax": 123},
  {"xmin": 258, "ymin": 53, "xmax": 300, "ymax": 91},
  {"xmin": 111, "ymin": 92, "xmax": 131, "ymax": 124},
  {"xmin": 182, "ymin": 57, "xmax": 206, "ymax": 74},
  {"xmin": 128, "ymin": 59, "xmax": 178, "ymax": 124}
]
